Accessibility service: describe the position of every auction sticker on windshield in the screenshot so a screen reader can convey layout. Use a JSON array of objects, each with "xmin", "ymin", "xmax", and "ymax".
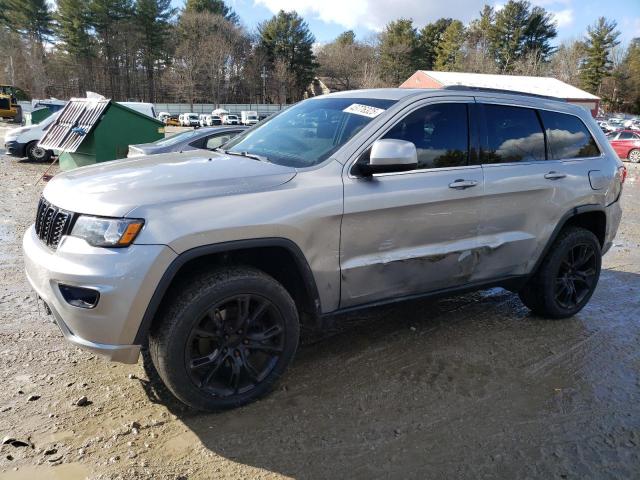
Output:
[{"xmin": 343, "ymin": 103, "xmax": 385, "ymax": 118}]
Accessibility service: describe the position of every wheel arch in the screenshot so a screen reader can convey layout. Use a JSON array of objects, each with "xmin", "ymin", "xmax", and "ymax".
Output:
[
  {"xmin": 529, "ymin": 205, "xmax": 606, "ymax": 279},
  {"xmin": 134, "ymin": 238, "xmax": 322, "ymax": 345}
]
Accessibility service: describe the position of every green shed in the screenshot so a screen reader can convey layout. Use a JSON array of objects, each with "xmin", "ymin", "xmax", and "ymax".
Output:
[{"xmin": 39, "ymin": 98, "xmax": 164, "ymax": 171}]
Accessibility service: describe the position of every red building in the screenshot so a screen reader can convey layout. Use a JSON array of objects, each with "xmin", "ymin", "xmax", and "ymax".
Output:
[{"xmin": 400, "ymin": 70, "xmax": 600, "ymax": 117}]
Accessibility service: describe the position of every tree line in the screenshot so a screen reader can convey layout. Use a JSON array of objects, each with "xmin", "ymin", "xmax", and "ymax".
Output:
[{"xmin": 0, "ymin": 0, "xmax": 638, "ymax": 113}]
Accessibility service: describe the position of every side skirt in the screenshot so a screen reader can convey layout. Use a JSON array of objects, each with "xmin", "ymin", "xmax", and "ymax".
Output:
[{"xmin": 320, "ymin": 274, "xmax": 528, "ymax": 320}]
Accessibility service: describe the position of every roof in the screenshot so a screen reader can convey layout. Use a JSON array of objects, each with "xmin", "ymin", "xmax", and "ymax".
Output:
[{"xmin": 417, "ymin": 71, "xmax": 599, "ymax": 100}]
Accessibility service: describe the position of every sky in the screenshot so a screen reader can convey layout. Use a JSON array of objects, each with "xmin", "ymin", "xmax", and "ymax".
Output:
[{"xmin": 175, "ymin": 0, "xmax": 640, "ymax": 46}]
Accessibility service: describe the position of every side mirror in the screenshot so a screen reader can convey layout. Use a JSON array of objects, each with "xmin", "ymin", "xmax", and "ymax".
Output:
[{"xmin": 358, "ymin": 139, "xmax": 418, "ymax": 176}]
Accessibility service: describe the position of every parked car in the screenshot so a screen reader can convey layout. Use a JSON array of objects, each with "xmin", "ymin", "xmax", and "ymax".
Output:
[
  {"xmin": 603, "ymin": 119, "xmax": 625, "ymax": 133},
  {"xmin": 241, "ymin": 111, "xmax": 259, "ymax": 126},
  {"xmin": 127, "ymin": 126, "xmax": 245, "ymax": 157},
  {"xmin": 23, "ymin": 88, "xmax": 624, "ymax": 411},
  {"xmin": 207, "ymin": 115, "xmax": 222, "ymax": 126},
  {"xmin": 3, "ymin": 110, "xmax": 60, "ymax": 162},
  {"xmin": 608, "ymin": 129, "xmax": 640, "ymax": 163},
  {"xmin": 157, "ymin": 111, "xmax": 171, "ymax": 123},
  {"xmin": 165, "ymin": 115, "xmax": 180, "ymax": 127},
  {"xmin": 180, "ymin": 113, "xmax": 200, "ymax": 127},
  {"xmin": 198, "ymin": 114, "xmax": 210, "ymax": 127},
  {"xmin": 223, "ymin": 114, "xmax": 239, "ymax": 125}
]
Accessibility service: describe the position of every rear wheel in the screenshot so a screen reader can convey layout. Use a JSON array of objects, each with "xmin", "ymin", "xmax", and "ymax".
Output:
[
  {"xmin": 26, "ymin": 141, "xmax": 52, "ymax": 162},
  {"xmin": 628, "ymin": 149, "xmax": 640, "ymax": 163},
  {"xmin": 519, "ymin": 227, "xmax": 601, "ymax": 318},
  {"xmin": 149, "ymin": 267, "xmax": 299, "ymax": 411}
]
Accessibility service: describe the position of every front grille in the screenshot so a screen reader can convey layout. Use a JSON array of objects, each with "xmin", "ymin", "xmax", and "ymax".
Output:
[{"xmin": 34, "ymin": 197, "xmax": 75, "ymax": 249}]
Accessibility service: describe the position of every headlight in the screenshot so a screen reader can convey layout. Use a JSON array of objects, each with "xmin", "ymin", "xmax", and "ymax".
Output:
[{"xmin": 71, "ymin": 216, "xmax": 144, "ymax": 247}]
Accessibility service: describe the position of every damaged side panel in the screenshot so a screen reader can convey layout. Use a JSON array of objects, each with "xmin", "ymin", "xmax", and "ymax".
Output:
[{"xmin": 340, "ymin": 166, "xmax": 486, "ymax": 307}]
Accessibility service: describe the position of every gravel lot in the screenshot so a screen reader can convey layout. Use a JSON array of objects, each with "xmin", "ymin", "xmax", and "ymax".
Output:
[{"xmin": 0, "ymin": 120, "xmax": 639, "ymax": 479}]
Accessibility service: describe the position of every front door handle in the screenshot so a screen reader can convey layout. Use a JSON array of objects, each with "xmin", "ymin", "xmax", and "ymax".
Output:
[
  {"xmin": 448, "ymin": 179, "xmax": 479, "ymax": 189},
  {"xmin": 544, "ymin": 171, "xmax": 566, "ymax": 180}
]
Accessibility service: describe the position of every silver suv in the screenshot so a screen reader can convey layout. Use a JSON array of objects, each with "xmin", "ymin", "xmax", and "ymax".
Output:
[{"xmin": 23, "ymin": 88, "xmax": 625, "ymax": 410}]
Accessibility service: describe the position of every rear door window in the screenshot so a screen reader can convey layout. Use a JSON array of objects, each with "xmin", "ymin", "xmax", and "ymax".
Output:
[
  {"xmin": 382, "ymin": 103, "xmax": 469, "ymax": 169},
  {"xmin": 480, "ymin": 104, "xmax": 545, "ymax": 163},
  {"xmin": 539, "ymin": 110, "xmax": 600, "ymax": 159}
]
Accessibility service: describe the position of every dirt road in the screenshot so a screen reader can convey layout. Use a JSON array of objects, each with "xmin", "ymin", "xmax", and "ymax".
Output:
[{"xmin": 1, "ymin": 123, "xmax": 639, "ymax": 479}]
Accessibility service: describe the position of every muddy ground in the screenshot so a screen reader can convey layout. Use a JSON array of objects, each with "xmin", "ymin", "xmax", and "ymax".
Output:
[{"xmin": 0, "ymin": 120, "xmax": 639, "ymax": 479}]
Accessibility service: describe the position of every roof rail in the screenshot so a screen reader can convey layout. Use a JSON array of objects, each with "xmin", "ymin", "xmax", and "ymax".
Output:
[{"xmin": 442, "ymin": 85, "xmax": 564, "ymax": 102}]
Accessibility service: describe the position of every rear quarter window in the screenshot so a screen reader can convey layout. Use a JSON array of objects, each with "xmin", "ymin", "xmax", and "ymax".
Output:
[{"xmin": 539, "ymin": 110, "xmax": 600, "ymax": 159}]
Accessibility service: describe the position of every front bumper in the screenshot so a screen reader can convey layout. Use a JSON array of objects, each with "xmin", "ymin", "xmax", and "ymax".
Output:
[
  {"xmin": 23, "ymin": 226, "xmax": 177, "ymax": 363},
  {"xmin": 4, "ymin": 140, "xmax": 26, "ymax": 157}
]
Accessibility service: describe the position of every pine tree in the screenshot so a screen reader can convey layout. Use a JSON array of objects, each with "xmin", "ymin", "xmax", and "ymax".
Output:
[
  {"xmin": 135, "ymin": 0, "xmax": 175, "ymax": 101},
  {"xmin": 88, "ymin": 0, "xmax": 134, "ymax": 97},
  {"xmin": 418, "ymin": 18, "xmax": 452, "ymax": 70},
  {"xmin": 7, "ymin": 0, "xmax": 52, "ymax": 42},
  {"xmin": 580, "ymin": 17, "xmax": 620, "ymax": 94},
  {"xmin": 56, "ymin": 0, "xmax": 95, "ymax": 93},
  {"xmin": 522, "ymin": 6, "xmax": 557, "ymax": 60},
  {"xmin": 379, "ymin": 19, "xmax": 420, "ymax": 85},
  {"xmin": 489, "ymin": 0, "xmax": 556, "ymax": 72},
  {"xmin": 624, "ymin": 39, "xmax": 640, "ymax": 113},
  {"xmin": 258, "ymin": 10, "xmax": 316, "ymax": 101},
  {"xmin": 184, "ymin": 0, "xmax": 238, "ymax": 24},
  {"xmin": 435, "ymin": 21, "xmax": 466, "ymax": 71}
]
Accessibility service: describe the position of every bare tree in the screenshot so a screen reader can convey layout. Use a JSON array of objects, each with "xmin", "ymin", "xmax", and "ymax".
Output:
[{"xmin": 546, "ymin": 40, "xmax": 584, "ymax": 85}]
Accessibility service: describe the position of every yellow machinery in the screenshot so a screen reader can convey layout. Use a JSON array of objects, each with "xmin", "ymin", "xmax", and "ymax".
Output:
[{"xmin": 0, "ymin": 85, "xmax": 24, "ymax": 123}]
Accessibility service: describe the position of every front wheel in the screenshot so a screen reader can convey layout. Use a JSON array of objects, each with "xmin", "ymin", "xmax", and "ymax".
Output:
[
  {"xmin": 149, "ymin": 267, "xmax": 300, "ymax": 411},
  {"xmin": 628, "ymin": 149, "xmax": 640, "ymax": 163},
  {"xmin": 519, "ymin": 227, "xmax": 601, "ymax": 319},
  {"xmin": 26, "ymin": 141, "xmax": 52, "ymax": 162}
]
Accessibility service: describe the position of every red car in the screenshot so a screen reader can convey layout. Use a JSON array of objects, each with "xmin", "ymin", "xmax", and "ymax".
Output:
[{"xmin": 608, "ymin": 130, "xmax": 640, "ymax": 163}]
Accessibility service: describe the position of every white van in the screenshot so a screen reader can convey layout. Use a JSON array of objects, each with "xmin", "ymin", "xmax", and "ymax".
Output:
[
  {"xmin": 223, "ymin": 114, "xmax": 239, "ymax": 125},
  {"xmin": 241, "ymin": 111, "xmax": 259, "ymax": 126},
  {"xmin": 3, "ymin": 110, "xmax": 60, "ymax": 162},
  {"xmin": 199, "ymin": 114, "xmax": 211, "ymax": 127},
  {"xmin": 181, "ymin": 113, "xmax": 199, "ymax": 127}
]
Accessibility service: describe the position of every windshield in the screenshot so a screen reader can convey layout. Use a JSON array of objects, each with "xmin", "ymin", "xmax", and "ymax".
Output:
[
  {"xmin": 152, "ymin": 130, "xmax": 201, "ymax": 147},
  {"xmin": 223, "ymin": 97, "xmax": 397, "ymax": 167}
]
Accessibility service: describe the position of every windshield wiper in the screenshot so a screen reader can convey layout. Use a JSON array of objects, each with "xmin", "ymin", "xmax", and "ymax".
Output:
[{"xmin": 215, "ymin": 148, "xmax": 268, "ymax": 162}]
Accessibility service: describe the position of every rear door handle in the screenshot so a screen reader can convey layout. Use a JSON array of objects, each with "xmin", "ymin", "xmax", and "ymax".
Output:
[
  {"xmin": 448, "ymin": 179, "xmax": 479, "ymax": 189},
  {"xmin": 544, "ymin": 171, "xmax": 566, "ymax": 180}
]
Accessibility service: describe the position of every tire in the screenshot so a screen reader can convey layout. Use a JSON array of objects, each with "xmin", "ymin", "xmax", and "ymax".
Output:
[
  {"xmin": 26, "ymin": 141, "xmax": 52, "ymax": 162},
  {"xmin": 519, "ymin": 227, "xmax": 601, "ymax": 319},
  {"xmin": 149, "ymin": 267, "xmax": 300, "ymax": 411},
  {"xmin": 628, "ymin": 149, "xmax": 640, "ymax": 163}
]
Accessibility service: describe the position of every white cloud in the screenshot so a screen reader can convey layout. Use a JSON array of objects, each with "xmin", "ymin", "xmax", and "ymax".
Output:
[
  {"xmin": 552, "ymin": 8, "xmax": 573, "ymax": 28},
  {"xmin": 254, "ymin": 0, "xmax": 490, "ymax": 31}
]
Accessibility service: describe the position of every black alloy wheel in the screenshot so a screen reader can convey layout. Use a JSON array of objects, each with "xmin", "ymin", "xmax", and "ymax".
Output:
[
  {"xmin": 149, "ymin": 267, "xmax": 299, "ymax": 411},
  {"xmin": 518, "ymin": 227, "xmax": 601, "ymax": 319},
  {"xmin": 554, "ymin": 242, "xmax": 598, "ymax": 310},
  {"xmin": 186, "ymin": 294, "xmax": 285, "ymax": 397}
]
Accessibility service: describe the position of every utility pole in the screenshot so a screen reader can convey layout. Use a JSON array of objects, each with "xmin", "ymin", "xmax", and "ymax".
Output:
[{"xmin": 261, "ymin": 66, "xmax": 267, "ymax": 104}]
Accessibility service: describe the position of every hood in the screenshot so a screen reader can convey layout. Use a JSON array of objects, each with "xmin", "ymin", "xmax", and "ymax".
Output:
[
  {"xmin": 43, "ymin": 150, "xmax": 297, "ymax": 217},
  {"xmin": 5, "ymin": 125, "xmax": 32, "ymax": 141}
]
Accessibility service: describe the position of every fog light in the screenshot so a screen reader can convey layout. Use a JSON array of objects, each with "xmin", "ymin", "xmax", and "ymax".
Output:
[{"xmin": 59, "ymin": 284, "xmax": 100, "ymax": 309}]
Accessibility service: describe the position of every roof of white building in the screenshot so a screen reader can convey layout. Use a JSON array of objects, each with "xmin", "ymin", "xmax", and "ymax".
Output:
[{"xmin": 419, "ymin": 71, "xmax": 599, "ymax": 100}]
